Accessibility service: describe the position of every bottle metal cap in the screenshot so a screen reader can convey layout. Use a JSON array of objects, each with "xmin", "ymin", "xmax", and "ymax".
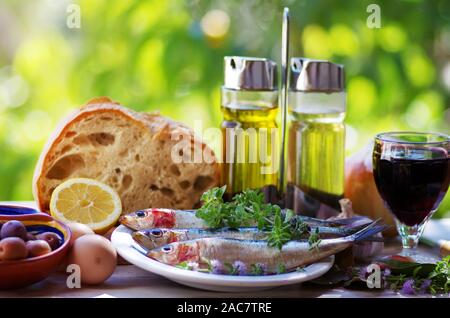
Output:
[
  {"xmin": 290, "ymin": 58, "xmax": 345, "ymax": 92},
  {"xmin": 224, "ymin": 56, "xmax": 278, "ymax": 91}
]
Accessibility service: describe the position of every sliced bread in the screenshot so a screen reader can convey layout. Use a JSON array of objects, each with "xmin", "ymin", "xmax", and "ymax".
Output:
[{"xmin": 33, "ymin": 97, "xmax": 220, "ymax": 213}]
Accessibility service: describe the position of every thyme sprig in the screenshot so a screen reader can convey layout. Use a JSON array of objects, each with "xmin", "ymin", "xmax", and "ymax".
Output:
[{"xmin": 308, "ymin": 228, "xmax": 322, "ymax": 251}]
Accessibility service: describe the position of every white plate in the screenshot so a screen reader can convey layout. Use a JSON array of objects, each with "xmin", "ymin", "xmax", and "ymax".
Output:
[{"xmin": 111, "ymin": 225, "xmax": 334, "ymax": 292}]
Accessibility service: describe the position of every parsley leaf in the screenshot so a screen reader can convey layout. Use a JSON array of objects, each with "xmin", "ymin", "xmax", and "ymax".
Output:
[{"xmin": 195, "ymin": 187, "xmax": 312, "ymax": 249}]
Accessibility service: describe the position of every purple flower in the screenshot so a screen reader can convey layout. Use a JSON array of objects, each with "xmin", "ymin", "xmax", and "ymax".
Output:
[
  {"xmin": 419, "ymin": 279, "xmax": 432, "ymax": 294},
  {"xmin": 400, "ymin": 279, "xmax": 416, "ymax": 295},
  {"xmin": 210, "ymin": 260, "xmax": 225, "ymax": 275},
  {"xmin": 359, "ymin": 266, "xmax": 368, "ymax": 279},
  {"xmin": 187, "ymin": 262, "xmax": 199, "ymax": 271},
  {"xmin": 232, "ymin": 261, "xmax": 248, "ymax": 276},
  {"xmin": 381, "ymin": 268, "xmax": 391, "ymax": 288}
]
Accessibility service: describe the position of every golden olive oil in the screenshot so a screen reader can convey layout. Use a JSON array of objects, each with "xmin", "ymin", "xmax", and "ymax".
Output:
[
  {"xmin": 221, "ymin": 105, "xmax": 278, "ymax": 200},
  {"xmin": 287, "ymin": 111, "xmax": 345, "ymax": 210}
]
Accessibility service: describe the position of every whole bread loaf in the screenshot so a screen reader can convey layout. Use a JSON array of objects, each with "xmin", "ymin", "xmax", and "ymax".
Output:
[{"xmin": 33, "ymin": 97, "xmax": 220, "ymax": 213}]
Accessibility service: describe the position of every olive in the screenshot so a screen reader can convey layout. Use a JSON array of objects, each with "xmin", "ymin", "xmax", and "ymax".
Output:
[
  {"xmin": 0, "ymin": 237, "xmax": 27, "ymax": 261},
  {"xmin": 0, "ymin": 220, "xmax": 27, "ymax": 240},
  {"xmin": 36, "ymin": 232, "xmax": 61, "ymax": 250},
  {"xmin": 26, "ymin": 240, "xmax": 52, "ymax": 258},
  {"xmin": 25, "ymin": 233, "xmax": 36, "ymax": 241}
]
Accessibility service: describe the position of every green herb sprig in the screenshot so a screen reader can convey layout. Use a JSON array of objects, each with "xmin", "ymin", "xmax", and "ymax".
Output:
[
  {"xmin": 308, "ymin": 228, "xmax": 322, "ymax": 251},
  {"xmin": 195, "ymin": 186, "xmax": 312, "ymax": 250},
  {"xmin": 381, "ymin": 255, "xmax": 450, "ymax": 295},
  {"xmin": 276, "ymin": 263, "xmax": 287, "ymax": 274},
  {"xmin": 267, "ymin": 206, "xmax": 292, "ymax": 249},
  {"xmin": 428, "ymin": 255, "xmax": 450, "ymax": 294}
]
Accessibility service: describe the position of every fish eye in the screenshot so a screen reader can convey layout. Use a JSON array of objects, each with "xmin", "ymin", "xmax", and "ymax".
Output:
[
  {"xmin": 136, "ymin": 211, "xmax": 145, "ymax": 217},
  {"xmin": 162, "ymin": 245, "xmax": 173, "ymax": 253},
  {"xmin": 151, "ymin": 229, "xmax": 163, "ymax": 237}
]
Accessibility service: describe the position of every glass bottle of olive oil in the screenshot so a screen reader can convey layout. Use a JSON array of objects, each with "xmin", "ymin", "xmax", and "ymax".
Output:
[
  {"xmin": 286, "ymin": 58, "xmax": 346, "ymax": 217},
  {"xmin": 221, "ymin": 57, "xmax": 279, "ymax": 202}
]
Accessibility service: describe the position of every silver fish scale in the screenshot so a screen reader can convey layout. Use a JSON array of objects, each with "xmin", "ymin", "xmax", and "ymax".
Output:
[
  {"xmin": 197, "ymin": 238, "xmax": 351, "ymax": 272},
  {"xmin": 174, "ymin": 211, "xmax": 208, "ymax": 228},
  {"xmin": 184, "ymin": 228, "xmax": 265, "ymax": 241}
]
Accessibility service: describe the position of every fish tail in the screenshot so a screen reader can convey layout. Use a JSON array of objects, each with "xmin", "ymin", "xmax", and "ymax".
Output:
[{"xmin": 349, "ymin": 219, "xmax": 387, "ymax": 242}]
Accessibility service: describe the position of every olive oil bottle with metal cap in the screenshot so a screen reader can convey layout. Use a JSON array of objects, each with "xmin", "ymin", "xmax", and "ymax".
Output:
[
  {"xmin": 221, "ymin": 56, "xmax": 279, "ymax": 202},
  {"xmin": 286, "ymin": 58, "xmax": 346, "ymax": 217}
]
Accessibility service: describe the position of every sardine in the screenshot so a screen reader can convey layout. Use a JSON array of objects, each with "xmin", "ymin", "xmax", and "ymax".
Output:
[
  {"xmin": 132, "ymin": 223, "xmax": 369, "ymax": 250},
  {"xmin": 120, "ymin": 209, "xmax": 207, "ymax": 231},
  {"xmin": 120, "ymin": 208, "xmax": 366, "ymax": 231},
  {"xmin": 133, "ymin": 228, "xmax": 267, "ymax": 250},
  {"xmin": 147, "ymin": 221, "xmax": 386, "ymax": 273},
  {"xmin": 147, "ymin": 221, "xmax": 385, "ymax": 273}
]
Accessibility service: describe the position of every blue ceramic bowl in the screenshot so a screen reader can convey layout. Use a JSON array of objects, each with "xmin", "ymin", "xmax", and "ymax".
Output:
[
  {"xmin": 0, "ymin": 205, "xmax": 71, "ymax": 289},
  {"xmin": 0, "ymin": 205, "xmax": 41, "ymax": 216}
]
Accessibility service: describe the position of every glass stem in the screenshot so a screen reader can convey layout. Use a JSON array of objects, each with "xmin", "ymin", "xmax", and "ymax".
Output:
[
  {"xmin": 395, "ymin": 211, "xmax": 435, "ymax": 252},
  {"xmin": 398, "ymin": 222, "xmax": 424, "ymax": 249},
  {"xmin": 400, "ymin": 231, "xmax": 420, "ymax": 250}
]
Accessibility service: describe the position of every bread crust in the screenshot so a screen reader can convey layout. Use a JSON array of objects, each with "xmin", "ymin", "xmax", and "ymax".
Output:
[{"xmin": 33, "ymin": 97, "xmax": 220, "ymax": 213}]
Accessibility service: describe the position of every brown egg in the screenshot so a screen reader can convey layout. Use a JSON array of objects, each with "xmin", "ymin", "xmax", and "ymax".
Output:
[
  {"xmin": 67, "ymin": 234, "xmax": 117, "ymax": 285},
  {"xmin": 58, "ymin": 223, "xmax": 94, "ymax": 272},
  {"xmin": 67, "ymin": 223, "xmax": 94, "ymax": 246}
]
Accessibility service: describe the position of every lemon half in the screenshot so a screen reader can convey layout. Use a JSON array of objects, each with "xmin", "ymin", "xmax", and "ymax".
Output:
[{"xmin": 49, "ymin": 178, "xmax": 122, "ymax": 234}]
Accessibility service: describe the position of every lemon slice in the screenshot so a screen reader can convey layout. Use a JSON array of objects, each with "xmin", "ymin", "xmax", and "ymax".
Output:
[{"xmin": 49, "ymin": 178, "xmax": 122, "ymax": 234}]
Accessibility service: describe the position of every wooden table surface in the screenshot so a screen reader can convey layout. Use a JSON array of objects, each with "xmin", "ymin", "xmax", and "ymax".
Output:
[{"xmin": 0, "ymin": 202, "xmax": 441, "ymax": 298}]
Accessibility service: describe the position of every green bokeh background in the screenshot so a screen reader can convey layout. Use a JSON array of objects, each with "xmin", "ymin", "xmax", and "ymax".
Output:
[{"xmin": 0, "ymin": 0, "xmax": 449, "ymax": 216}]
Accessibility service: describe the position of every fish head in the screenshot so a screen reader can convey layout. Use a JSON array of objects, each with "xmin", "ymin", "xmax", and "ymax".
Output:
[
  {"xmin": 120, "ymin": 209, "xmax": 175, "ymax": 230},
  {"xmin": 147, "ymin": 241, "xmax": 200, "ymax": 265},
  {"xmin": 120, "ymin": 210, "xmax": 152, "ymax": 230},
  {"xmin": 133, "ymin": 228, "xmax": 182, "ymax": 249}
]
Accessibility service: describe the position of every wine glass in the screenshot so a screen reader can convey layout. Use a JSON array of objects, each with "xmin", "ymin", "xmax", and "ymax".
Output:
[{"xmin": 373, "ymin": 132, "xmax": 450, "ymax": 260}]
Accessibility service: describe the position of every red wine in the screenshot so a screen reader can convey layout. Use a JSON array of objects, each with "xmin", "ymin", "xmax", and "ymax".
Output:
[{"xmin": 373, "ymin": 155, "xmax": 450, "ymax": 226}]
